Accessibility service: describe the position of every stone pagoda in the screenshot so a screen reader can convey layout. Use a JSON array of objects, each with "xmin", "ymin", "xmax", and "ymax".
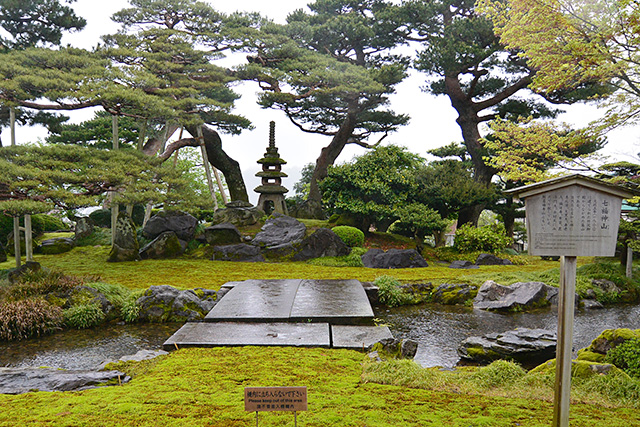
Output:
[{"xmin": 254, "ymin": 121, "xmax": 288, "ymax": 215}]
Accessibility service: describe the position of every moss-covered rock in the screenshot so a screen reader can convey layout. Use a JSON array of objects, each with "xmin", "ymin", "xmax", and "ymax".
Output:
[
  {"xmin": 431, "ymin": 283, "xmax": 477, "ymax": 305},
  {"xmin": 576, "ymin": 349, "xmax": 606, "ymax": 363},
  {"xmin": 586, "ymin": 328, "xmax": 640, "ymax": 355},
  {"xmin": 139, "ymin": 231, "xmax": 184, "ymax": 260},
  {"xmin": 529, "ymin": 358, "xmax": 629, "ymax": 379},
  {"xmin": 137, "ymin": 285, "xmax": 217, "ymax": 322},
  {"xmin": 37, "ymin": 237, "xmax": 75, "ymax": 255},
  {"xmin": 108, "ymin": 211, "xmax": 140, "ymax": 262}
]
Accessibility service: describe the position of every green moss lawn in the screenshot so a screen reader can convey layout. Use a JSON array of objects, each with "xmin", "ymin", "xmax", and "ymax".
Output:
[{"xmin": 0, "ymin": 347, "xmax": 637, "ymax": 427}]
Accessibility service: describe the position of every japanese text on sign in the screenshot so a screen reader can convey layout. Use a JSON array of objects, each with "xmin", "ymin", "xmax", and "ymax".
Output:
[{"xmin": 244, "ymin": 387, "xmax": 307, "ymax": 412}]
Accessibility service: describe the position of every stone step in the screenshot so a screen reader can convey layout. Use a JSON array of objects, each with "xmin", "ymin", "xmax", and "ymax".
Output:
[{"xmin": 163, "ymin": 323, "xmax": 393, "ymax": 351}]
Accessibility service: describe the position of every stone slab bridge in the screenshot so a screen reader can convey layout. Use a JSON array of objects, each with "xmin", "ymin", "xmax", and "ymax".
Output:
[{"xmin": 163, "ymin": 279, "xmax": 393, "ymax": 350}]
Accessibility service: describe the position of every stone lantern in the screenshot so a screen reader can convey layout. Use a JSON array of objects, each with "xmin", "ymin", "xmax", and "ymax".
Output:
[{"xmin": 254, "ymin": 121, "xmax": 289, "ymax": 215}]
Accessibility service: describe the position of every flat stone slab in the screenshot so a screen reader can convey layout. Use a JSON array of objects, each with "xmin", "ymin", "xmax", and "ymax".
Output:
[
  {"xmin": 331, "ymin": 325, "xmax": 394, "ymax": 350},
  {"xmin": 206, "ymin": 280, "xmax": 301, "ymax": 322},
  {"xmin": 290, "ymin": 280, "xmax": 374, "ymax": 323},
  {"xmin": 163, "ymin": 322, "xmax": 330, "ymax": 349},
  {"xmin": 206, "ymin": 279, "xmax": 374, "ymax": 324}
]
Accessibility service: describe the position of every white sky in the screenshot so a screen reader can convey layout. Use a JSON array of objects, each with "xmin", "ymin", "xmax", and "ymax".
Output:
[{"xmin": 5, "ymin": 0, "xmax": 640, "ymax": 204}]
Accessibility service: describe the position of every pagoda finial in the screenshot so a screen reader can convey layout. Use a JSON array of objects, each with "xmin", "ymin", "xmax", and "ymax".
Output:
[{"xmin": 269, "ymin": 121, "xmax": 276, "ymax": 149}]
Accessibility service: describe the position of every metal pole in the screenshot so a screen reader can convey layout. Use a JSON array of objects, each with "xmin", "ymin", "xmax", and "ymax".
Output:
[
  {"xmin": 255, "ymin": 411, "xmax": 258, "ymax": 427},
  {"xmin": 552, "ymin": 255, "xmax": 577, "ymax": 427},
  {"xmin": 626, "ymin": 248, "xmax": 633, "ymax": 279},
  {"xmin": 12, "ymin": 217, "xmax": 20, "ymax": 268},
  {"xmin": 25, "ymin": 214, "xmax": 33, "ymax": 262}
]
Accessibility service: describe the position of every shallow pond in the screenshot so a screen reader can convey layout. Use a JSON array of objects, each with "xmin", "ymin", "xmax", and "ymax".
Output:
[
  {"xmin": 375, "ymin": 303, "xmax": 640, "ymax": 368},
  {"xmin": 0, "ymin": 322, "xmax": 182, "ymax": 370},
  {"xmin": 2, "ymin": 304, "xmax": 639, "ymax": 370}
]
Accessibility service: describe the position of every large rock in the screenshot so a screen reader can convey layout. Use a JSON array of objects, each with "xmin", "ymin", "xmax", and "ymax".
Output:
[
  {"xmin": 74, "ymin": 216, "xmax": 95, "ymax": 240},
  {"xmin": 143, "ymin": 210, "xmax": 198, "ymax": 241},
  {"xmin": 211, "ymin": 243, "xmax": 265, "ymax": 262},
  {"xmin": 448, "ymin": 260, "xmax": 478, "ymax": 269},
  {"xmin": 139, "ymin": 231, "xmax": 185, "ymax": 260},
  {"xmin": 366, "ymin": 338, "xmax": 419, "ymax": 360},
  {"xmin": 473, "ymin": 280, "xmax": 558, "ymax": 311},
  {"xmin": 0, "ymin": 368, "xmax": 129, "ymax": 394},
  {"xmin": 7, "ymin": 261, "xmax": 41, "ymax": 284},
  {"xmin": 204, "ymin": 223, "xmax": 242, "ymax": 246},
  {"xmin": 210, "ymin": 201, "xmax": 265, "ymax": 227},
  {"xmin": 475, "ymin": 253, "xmax": 513, "ymax": 266},
  {"xmin": 288, "ymin": 199, "xmax": 326, "ymax": 220},
  {"xmin": 108, "ymin": 211, "xmax": 140, "ymax": 262},
  {"xmin": 36, "ymin": 237, "xmax": 75, "ymax": 255},
  {"xmin": 431, "ymin": 283, "xmax": 477, "ymax": 305},
  {"xmin": 89, "ymin": 208, "xmax": 112, "ymax": 228},
  {"xmin": 361, "ymin": 248, "xmax": 428, "ymax": 269},
  {"xmin": 591, "ymin": 279, "xmax": 621, "ymax": 295},
  {"xmin": 584, "ymin": 328, "xmax": 640, "ymax": 355},
  {"xmin": 137, "ymin": 285, "xmax": 217, "ymax": 322},
  {"xmin": 291, "ymin": 228, "xmax": 350, "ymax": 261},
  {"xmin": 458, "ymin": 328, "xmax": 557, "ymax": 364},
  {"xmin": 251, "ymin": 214, "xmax": 306, "ymax": 248}
]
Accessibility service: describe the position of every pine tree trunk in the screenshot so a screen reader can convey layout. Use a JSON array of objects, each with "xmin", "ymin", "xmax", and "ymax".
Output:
[
  {"xmin": 185, "ymin": 125, "xmax": 248, "ymax": 203},
  {"xmin": 307, "ymin": 112, "xmax": 358, "ymax": 205}
]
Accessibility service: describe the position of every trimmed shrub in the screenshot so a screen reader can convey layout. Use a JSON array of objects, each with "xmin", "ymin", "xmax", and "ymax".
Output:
[
  {"xmin": 606, "ymin": 338, "xmax": 640, "ymax": 378},
  {"xmin": 0, "ymin": 298, "xmax": 63, "ymax": 341},
  {"xmin": 454, "ymin": 223, "xmax": 512, "ymax": 253},
  {"xmin": 31, "ymin": 214, "xmax": 66, "ymax": 234},
  {"xmin": 307, "ymin": 247, "xmax": 366, "ymax": 267},
  {"xmin": 3, "ymin": 269, "xmax": 84, "ymax": 301},
  {"xmin": 63, "ymin": 302, "xmax": 105, "ymax": 329},
  {"xmin": 332, "ymin": 226, "xmax": 365, "ymax": 247}
]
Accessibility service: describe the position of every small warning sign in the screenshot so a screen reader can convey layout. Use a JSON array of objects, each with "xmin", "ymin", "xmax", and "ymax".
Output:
[{"xmin": 244, "ymin": 386, "xmax": 307, "ymax": 412}]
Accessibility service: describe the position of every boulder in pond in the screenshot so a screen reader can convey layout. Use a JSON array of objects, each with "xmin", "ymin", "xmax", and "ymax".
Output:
[
  {"xmin": 74, "ymin": 216, "xmax": 95, "ymax": 240},
  {"xmin": 36, "ymin": 237, "xmax": 75, "ymax": 255},
  {"xmin": 458, "ymin": 328, "xmax": 557, "ymax": 364},
  {"xmin": 291, "ymin": 228, "xmax": 350, "ymax": 261},
  {"xmin": 475, "ymin": 253, "xmax": 513, "ymax": 266},
  {"xmin": 143, "ymin": 210, "xmax": 199, "ymax": 241},
  {"xmin": 211, "ymin": 243, "xmax": 265, "ymax": 262},
  {"xmin": 137, "ymin": 285, "xmax": 217, "ymax": 322},
  {"xmin": 139, "ymin": 231, "xmax": 185, "ymax": 260},
  {"xmin": 361, "ymin": 248, "xmax": 428, "ymax": 269},
  {"xmin": 431, "ymin": 283, "xmax": 477, "ymax": 305},
  {"xmin": 473, "ymin": 280, "xmax": 558, "ymax": 311},
  {"xmin": 204, "ymin": 222, "xmax": 242, "ymax": 246},
  {"xmin": 0, "ymin": 368, "xmax": 129, "ymax": 394},
  {"xmin": 583, "ymin": 328, "xmax": 640, "ymax": 355},
  {"xmin": 108, "ymin": 211, "xmax": 140, "ymax": 262},
  {"xmin": 210, "ymin": 201, "xmax": 265, "ymax": 227},
  {"xmin": 366, "ymin": 338, "xmax": 419, "ymax": 360},
  {"xmin": 251, "ymin": 213, "xmax": 306, "ymax": 248}
]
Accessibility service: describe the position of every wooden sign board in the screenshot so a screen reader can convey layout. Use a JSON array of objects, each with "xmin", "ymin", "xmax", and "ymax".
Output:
[
  {"xmin": 508, "ymin": 175, "xmax": 634, "ymax": 257},
  {"xmin": 244, "ymin": 387, "xmax": 307, "ymax": 412}
]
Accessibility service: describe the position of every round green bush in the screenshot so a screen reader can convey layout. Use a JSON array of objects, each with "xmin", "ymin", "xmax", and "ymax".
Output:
[
  {"xmin": 332, "ymin": 226, "xmax": 365, "ymax": 247},
  {"xmin": 31, "ymin": 214, "xmax": 66, "ymax": 233},
  {"xmin": 89, "ymin": 209, "xmax": 112, "ymax": 228},
  {"xmin": 605, "ymin": 338, "xmax": 640, "ymax": 378},
  {"xmin": 454, "ymin": 223, "xmax": 512, "ymax": 253},
  {"xmin": 63, "ymin": 302, "xmax": 105, "ymax": 329}
]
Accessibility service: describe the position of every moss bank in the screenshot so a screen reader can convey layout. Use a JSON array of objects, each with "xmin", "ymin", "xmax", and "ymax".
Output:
[{"xmin": 0, "ymin": 347, "xmax": 637, "ymax": 427}]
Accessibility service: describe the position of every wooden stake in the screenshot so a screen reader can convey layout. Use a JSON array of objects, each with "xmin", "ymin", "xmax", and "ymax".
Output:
[
  {"xmin": 626, "ymin": 248, "xmax": 633, "ymax": 279},
  {"xmin": 111, "ymin": 115, "xmax": 119, "ymax": 245},
  {"xmin": 9, "ymin": 107, "xmax": 15, "ymax": 146},
  {"xmin": 12, "ymin": 217, "xmax": 20, "ymax": 268},
  {"xmin": 25, "ymin": 214, "xmax": 33, "ymax": 262},
  {"xmin": 553, "ymin": 255, "xmax": 577, "ymax": 427}
]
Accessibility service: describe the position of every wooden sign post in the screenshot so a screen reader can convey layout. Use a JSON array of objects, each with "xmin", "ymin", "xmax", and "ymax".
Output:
[
  {"xmin": 508, "ymin": 175, "xmax": 634, "ymax": 427},
  {"xmin": 245, "ymin": 386, "xmax": 307, "ymax": 426}
]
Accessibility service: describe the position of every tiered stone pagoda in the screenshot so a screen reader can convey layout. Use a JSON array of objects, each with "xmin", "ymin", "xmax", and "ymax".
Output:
[{"xmin": 254, "ymin": 121, "xmax": 288, "ymax": 215}]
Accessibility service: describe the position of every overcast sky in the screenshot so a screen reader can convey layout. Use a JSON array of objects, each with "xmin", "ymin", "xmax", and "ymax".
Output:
[{"xmin": 5, "ymin": 0, "xmax": 639, "ymax": 204}]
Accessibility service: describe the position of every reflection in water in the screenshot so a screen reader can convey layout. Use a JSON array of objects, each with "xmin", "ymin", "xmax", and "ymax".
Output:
[
  {"xmin": 375, "ymin": 303, "xmax": 640, "ymax": 368},
  {"xmin": 0, "ymin": 322, "xmax": 182, "ymax": 370}
]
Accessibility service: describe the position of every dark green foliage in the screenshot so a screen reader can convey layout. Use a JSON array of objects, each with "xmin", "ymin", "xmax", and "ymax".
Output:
[
  {"xmin": 307, "ymin": 247, "xmax": 366, "ymax": 267},
  {"xmin": 63, "ymin": 302, "xmax": 105, "ymax": 329},
  {"xmin": 332, "ymin": 226, "xmax": 365, "ymax": 247},
  {"xmin": 454, "ymin": 223, "xmax": 512, "ymax": 253},
  {"xmin": 0, "ymin": 0, "xmax": 86, "ymax": 49},
  {"xmin": 75, "ymin": 227, "xmax": 112, "ymax": 247},
  {"xmin": 89, "ymin": 209, "xmax": 112, "ymax": 228},
  {"xmin": 47, "ymin": 110, "xmax": 142, "ymax": 149},
  {"xmin": 0, "ymin": 298, "xmax": 63, "ymax": 341},
  {"xmin": 605, "ymin": 339, "xmax": 640, "ymax": 379},
  {"xmin": 30, "ymin": 213, "xmax": 66, "ymax": 233}
]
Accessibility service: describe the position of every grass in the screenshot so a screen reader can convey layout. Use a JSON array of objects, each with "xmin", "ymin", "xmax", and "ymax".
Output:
[
  {"xmin": 0, "ymin": 347, "xmax": 637, "ymax": 427},
  {"xmin": 0, "ymin": 245, "xmax": 570, "ymax": 290}
]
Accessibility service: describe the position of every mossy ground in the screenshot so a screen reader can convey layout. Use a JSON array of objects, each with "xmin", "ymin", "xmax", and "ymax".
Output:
[{"xmin": 0, "ymin": 347, "xmax": 637, "ymax": 427}]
